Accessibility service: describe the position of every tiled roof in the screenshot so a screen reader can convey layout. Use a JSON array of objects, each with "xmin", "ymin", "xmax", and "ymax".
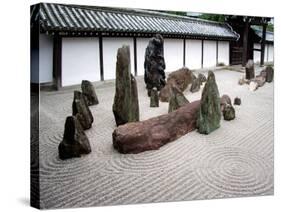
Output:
[
  {"xmin": 32, "ymin": 3, "xmax": 239, "ymax": 40},
  {"xmin": 252, "ymin": 27, "xmax": 274, "ymax": 43}
]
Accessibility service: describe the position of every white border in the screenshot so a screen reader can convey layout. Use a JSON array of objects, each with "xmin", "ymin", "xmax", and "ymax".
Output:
[{"xmin": 0, "ymin": 0, "xmax": 279, "ymax": 212}]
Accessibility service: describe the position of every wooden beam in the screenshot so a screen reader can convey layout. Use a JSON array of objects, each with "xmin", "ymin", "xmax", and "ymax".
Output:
[
  {"xmin": 201, "ymin": 40, "xmax": 204, "ymax": 68},
  {"xmin": 133, "ymin": 37, "xmax": 137, "ymax": 76},
  {"xmin": 183, "ymin": 39, "xmax": 186, "ymax": 67},
  {"xmin": 99, "ymin": 35, "xmax": 104, "ymax": 81},
  {"xmin": 260, "ymin": 24, "xmax": 267, "ymax": 66},
  {"xmin": 53, "ymin": 35, "xmax": 62, "ymax": 90},
  {"xmin": 242, "ymin": 18, "xmax": 249, "ymax": 66}
]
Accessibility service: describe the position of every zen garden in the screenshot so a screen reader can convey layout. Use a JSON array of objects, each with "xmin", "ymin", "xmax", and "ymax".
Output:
[{"xmin": 30, "ymin": 3, "xmax": 274, "ymax": 209}]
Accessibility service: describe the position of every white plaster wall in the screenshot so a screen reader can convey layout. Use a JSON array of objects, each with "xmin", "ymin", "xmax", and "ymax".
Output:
[
  {"xmin": 203, "ymin": 40, "xmax": 216, "ymax": 68},
  {"xmin": 253, "ymin": 43, "xmax": 261, "ymax": 63},
  {"xmin": 268, "ymin": 44, "xmax": 274, "ymax": 62},
  {"xmin": 103, "ymin": 37, "xmax": 134, "ymax": 80},
  {"xmin": 164, "ymin": 38, "xmax": 184, "ymax": 72},
  {"xmin": 61, "ymin": 37, "xmax": 100, "ymax": 86},
  {"xmin": 185, "ymin": 39, "xmax": 202, "ymax": 69},
  {"xmin": 39, "ymin": 34, "xmax": 53, "ymax": 83},
  {"xmin": 218, "ymin": 41, "xmax": 229, "ymax": 65},
  {"xmin": 136, "ymin": 38, "xmax": 150, "ymax": 76}
]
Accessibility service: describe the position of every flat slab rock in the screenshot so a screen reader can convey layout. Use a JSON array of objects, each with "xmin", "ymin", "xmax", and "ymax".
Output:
[{"xmin": 113, "ymin": 100, "xmax": 200, "ymax": 154}]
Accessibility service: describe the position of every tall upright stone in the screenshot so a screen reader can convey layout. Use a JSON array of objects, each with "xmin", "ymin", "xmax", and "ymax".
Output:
[
  {"xmin": 72, "ymin": 90, "xmax": 93, "ymax": 130},
  {"xmin": 144, "ymin": 34, "xmax": 166, "ymax": 96},
  {"xmin": 150, "ymin": 87, "xmax": 159, "ymax": 107},
  {"xmin": 265, "ymin": 66, "xmax": 274, "ymax": 82},
  {"xmin": 245, "ymin": 59, "xmax": 255, "ymax": 80},
  {"xmin": 113, "ymin": 45, "xmax": 139, "ymax": 126},
  {"xmin": 58, "ymin": 116, "xmax": 91, "ymax": 160},
  {"xmin": 81, "ymin": 80, "xmax": 99, "ymax": 106},
  {"xmin": 197, "ymin": 71, "xmax": 221, "ymax": 134},
  {"xmin": 168, "ymin": 86, "xmax": 189, "ymax": 113},
  {"xmin": 190, "ymin": 77, "xmax": 201, "ymax": 93}
]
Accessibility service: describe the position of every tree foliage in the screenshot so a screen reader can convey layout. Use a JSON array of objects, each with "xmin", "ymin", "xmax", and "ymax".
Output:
[{"xmin": 199, "ymin": 14, "xmax": 226, "ymax": 23}]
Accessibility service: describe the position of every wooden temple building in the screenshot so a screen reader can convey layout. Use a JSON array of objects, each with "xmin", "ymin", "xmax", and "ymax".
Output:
[{"xmin": 226, "ymin": 15, "xmax": 273, "ymax": 66}]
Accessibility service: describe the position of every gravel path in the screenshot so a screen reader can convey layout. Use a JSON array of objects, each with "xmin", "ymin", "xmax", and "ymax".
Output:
[{"xmin": 36, "ymin": 68, "xmax": 274, "ymax": 209}]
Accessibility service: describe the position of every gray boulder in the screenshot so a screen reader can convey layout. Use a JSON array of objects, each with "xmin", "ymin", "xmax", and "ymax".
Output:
[
  {"xmin": 220, "ymin": 94, "xmax": 232, "ymax": 112},
  {"xmin": 113, "ymin": 45, "xmax": 139, "ymax": 126},
  {"xmin": 234, "ymin": 97, "xmax": 241, "ymax": 105},
  {"xmin": 245, "ymin": 60, "xmax": 255, "ymax": 80},
  {"xmin": 223, "ymin": 105, "xmax": 236, "ymax": 121},
  {"xmin": 168, "ymin": 86, "xmax": 189, "ymax": 113},
  {"xmin": 190, "ymin": 77, "xmax": 201, "ymax": 93},
  {"xmin": 58, "ymin": 116, "xmax": 91, "ymax": 160},
  {"xmin": 198, "ymin": 73, "xmax": 207, "ymax": 85},
  {"xmin": 81, "ymin": 80, "xmax": 99, "ymax": 106},
  {"xmin": 72, "ymin": 90, "xmax": 93, "ymax": 130},
  {"xmin": 265, "ymin": 66, "xmax": 274, "ymax": 82},
  {"xmin": 197, "ymin": 71, "xmax": 221, "ymax": 134},
  {"xmin": 150, "ymin": 87, "xmax": 159, "ymax": 107}
]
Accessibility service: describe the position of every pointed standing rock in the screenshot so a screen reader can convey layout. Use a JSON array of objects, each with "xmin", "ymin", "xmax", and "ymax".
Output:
[
  {"xmin": 113, "ymin": 45, "xmax": 139, "ymax": 126},
  {"xmin": 245, "ymin": 60, "xmax": 255, "ymax": 80},
  {"xmin": 197, "ymin": 71, "xmax": 221, "ymax": 134},
  {"xmin": 168, "ymin": 86, "xmax": 189, "ymax": 113},
  {"xmin": 190, "ymin": 77, "xmax": 201, "ymax": 93},
  {"xmin": 72, "ymin": 90, "xmax": 93, "ymax": 130},
  {"xmin": 81, "ymin": 80, "xmax": 99, "ymax": 106},
  {"xmin": 150, "ymin": 87, "xmax": 159, "ymax": 107},
  {"xmin": 265, "ymin": 66, "xmax": 274, "ymax": 82},
  {"xmin": 58, "ymin": 116, "xmax": 91, "ymax": 160}
]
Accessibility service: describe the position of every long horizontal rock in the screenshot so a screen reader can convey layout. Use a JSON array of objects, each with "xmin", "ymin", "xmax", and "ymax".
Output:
[{"xmin": 113, "ymin": 100, "xmax": 200, "ymax": 154}]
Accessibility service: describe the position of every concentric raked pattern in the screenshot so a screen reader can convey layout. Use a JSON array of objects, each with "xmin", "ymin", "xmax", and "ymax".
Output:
[{"xmin": 37, "ymin": 69, "xmax": 273, "ymax": 209}]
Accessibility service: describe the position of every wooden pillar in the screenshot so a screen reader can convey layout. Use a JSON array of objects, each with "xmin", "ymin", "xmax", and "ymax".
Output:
[
  {"xmin": 242, "ymin": 18, "xmax": 249, "ymax": 66},
  {"xmin": 133, "ymin": 37, "xmax": 137, "ymax": 76},
  {"xmin": 260, "ymin": 23, "xmax": 267, "ymax": 66},
  {"xmin": 201, "ymin": 40, "xmax": 204, "ymax": 68},
  {"xmin": 183, "ymin": 39, "xmax": 186, "ymax": 67},
  {"xmin": 53, "ymin": 35, "xmax": 62, "ymax": 90},
  {"xmin": 216, "ymin": 40, "xmax": 219, "ymax": 66},
  {"xmin": 99, "ymin": 35, "xmax": 104, "ymax": 81}
]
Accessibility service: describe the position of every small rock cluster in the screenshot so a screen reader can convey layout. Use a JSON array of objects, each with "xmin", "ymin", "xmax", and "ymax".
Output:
[
  {"xmin": 59, "ymin": 80, "xmax": 99, "ymax": 160},
  {"xmin": 113, "ymin": 70, "xmax": 239, "ymax": 154},
  {"xmin": 238, "ymin": 62, "xmax": 274, "ymax": 92}
]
